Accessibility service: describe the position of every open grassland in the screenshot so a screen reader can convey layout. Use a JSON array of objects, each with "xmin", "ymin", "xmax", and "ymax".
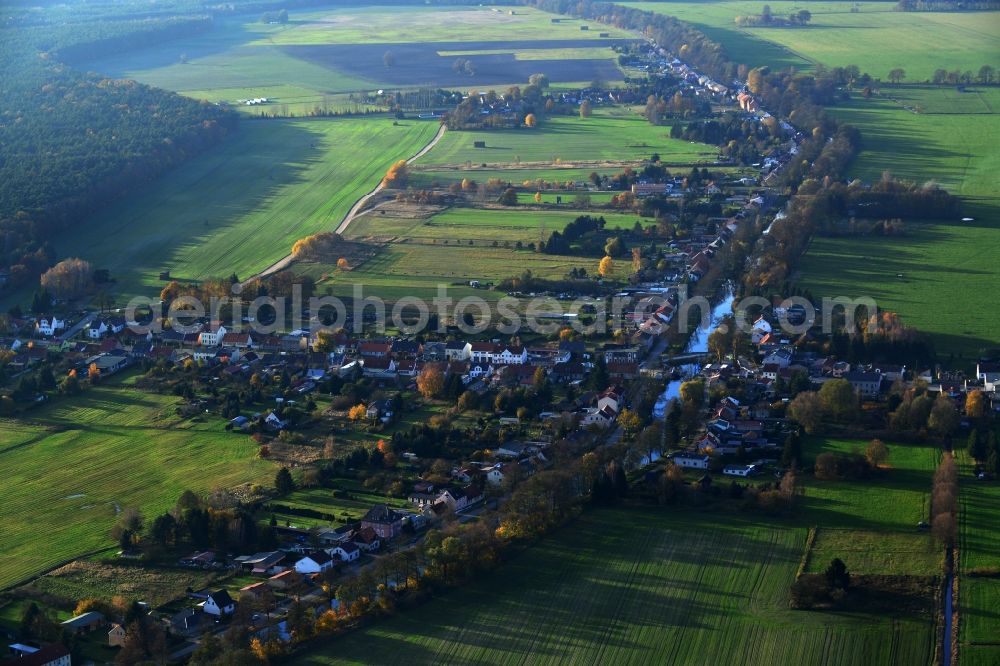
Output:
[
  {"xmin": 798, "ymin": 217, "xmax": 1000, "ymax": 359},
  {"xmin": 829, "ymin": 88, "xmax": 1000, "ymax": 197},
  {"xmin": 81, "ymin": 5, "xmax": 630, "ymax": 108},
  {"xmin": 800, "ymin": 437, "xmax": 938, "ymax": 531},
  {"xmin": 802, "ymin": 86, "xmax": 1000, "ymax": 358},
  {"xmin": 956, "ymin": 445, "xmax": 1000, "ymax": 663},
  {"xmin": 418, "ymin": 108, "xmax": 715, "ymax": 166},
  {"xmin": 267, "ymin": 486, "xmax": 411, "ymax": 528},
  {"xmin": 346, "ymin": 206, "xmax": 652, "ymax": 243},
  {"xmin": 59, "ymin": 117, "xmax": 437, "ymax": 300},
  {"xmin": 25, "ymin": 561, "xmax": 221, "ymax": 608},
  {"xmin": 411, "ymin": 166, "xmax": 628, "ymax": 189},
  {"xmin": 0, "ymin": 375, "xmax": 271, "ymax": 591},
  {"xmin": 302, "ymin": 243, "xmax": 598, "ymax": 301},
  {"xmin": 291, "ymin": 507, "xmax": 934, "ymax": 666},
  {"xmin": 804, "ymin": 529, "xmax": 941, "ymax": 576},
  {"xmin": 621, "ymin": 2, "xmax": 1000, "ymax": 80}
]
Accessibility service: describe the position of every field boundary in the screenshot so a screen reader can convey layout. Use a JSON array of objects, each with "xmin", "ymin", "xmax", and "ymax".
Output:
[{"xmin": 796, "ymin": 526, "xmax": 819, "ymax": 580}]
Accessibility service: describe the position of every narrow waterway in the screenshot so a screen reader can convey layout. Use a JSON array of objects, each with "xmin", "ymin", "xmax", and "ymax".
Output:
[{"xmin": 652, "ymin": 285, "xmax": 735, "ymax": 418}]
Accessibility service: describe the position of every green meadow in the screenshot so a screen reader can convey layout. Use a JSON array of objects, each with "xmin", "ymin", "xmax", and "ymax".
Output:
[
  {"xmin": 418, "ymin": 108, "xmax": 716, "ymax": 166},
  {"xmin": 0, "ymin": 375, "xmax": 272, "ymax": 591},
  {"xmin": 800, "ymin": 86, "xmax": 1000, "ymax": 358},
  {"xmin": 956, "ymin": 445, "xmax": 1000, "ymax": 665},
  {"xmin": 305, "ymin": 243, "xmax": 598, "ymax": 301},
  {"xmin": 345, "ymin": 206, "xmax": 652, "ymax": 243},
  {"xmin": 621, "ymin": 2, "xmax": 1000, "ymax": 80},
  {"xmin": 57, "ymin": 117, "xmax": 437, "ymax": 301}
]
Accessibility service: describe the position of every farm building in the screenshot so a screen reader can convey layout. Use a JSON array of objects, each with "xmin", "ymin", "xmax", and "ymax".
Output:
[{"xmin": 673, "ymin": 454, "xmax": 710, "ymax": 469}]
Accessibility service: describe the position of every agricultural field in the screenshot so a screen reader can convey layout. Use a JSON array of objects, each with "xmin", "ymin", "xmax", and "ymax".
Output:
[
  {"xmin": 621, "ymin": 2, "xmax": 1000, "ymax": 80},
  {"xmin": 417, "ymin": 108, "xmax": 717, "ymax": 166},
  {"xmin": 291, "ymin": 507, "xmax": 935, "ymax": 666},
  {"xmin": 0, "ymin": 374, "xmax": 272, "ymax": 591},
  {"xmin": 58, "ymin": 117, "xmax": 438, "ymax": 301},
  {"xmin": 345, "ymin": 206, "xmax": 654, "ymax": 243},
  {"xmin": 80, "ymin": 5, "xmax": 633, "ymax": 112}
]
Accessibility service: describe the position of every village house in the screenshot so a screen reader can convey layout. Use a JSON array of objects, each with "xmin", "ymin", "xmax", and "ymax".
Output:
[
  {"xmin": 845, "ymin": 371, "xmax": 883, "ymax": 397},
  {"xmin": 108, "ymin": 623, "xmax": 126, "ymax": 647},
  {"xmin": 295, "ymin": 551, "xmax": 335, "ymax": 574},
  {"xmin": 358, "ymin": 341, "xmax": 391, "ymax": 358},
  {"xmin": 239, "ymin": 582, "xmax": 270, "ymax": 601},
  {"xmin": 328, "ymin": 542, "xmax": 361, "ymax": 562},
  {"xmin": 267, "ymin": 570, "xmax": 301, "ymax": 590},
  {"xmin": 352, "ymin": 526, "xmax": 381, "ymax": 552},
  {"xmin": 202, "ymin": 590, "xmax": 235, "ymax": 616},
  {"xmin": 35, "ymin": 316, "xmax": 66, "ymax": 337},
  {"xmin": 361, "ymin": 504, "xmax": 407, "ymax": 539},
  {"xmin": 723, "ymin": 464, "xmax": 758, "ymax": 477},
  {"xmin": 362, "ymin": 355, "xmax": 396, "ymax": 379},
  {"xmin": 470, "ymin": 342, "xmax": 498, "ymax": 364},
  {"xmin": 197, "ymin": 324, "xmax": 227, "ymax": 347},
  {"xmin": 673, "ymin": 454, "xmax": 710, "ymax": 469},
  {"xmin": 445, "ymin": 340, "xmax": 472, "ymax": 361}
]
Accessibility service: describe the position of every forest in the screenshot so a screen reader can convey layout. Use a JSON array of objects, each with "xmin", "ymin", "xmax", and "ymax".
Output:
[{"xmin": 0, "ymin": 13, "xmax": 237, "ymax": 288}]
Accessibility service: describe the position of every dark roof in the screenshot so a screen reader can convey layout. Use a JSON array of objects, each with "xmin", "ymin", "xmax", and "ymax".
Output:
[
  {"xmin": 1, "ymin": 644, "xmax": 71, "ymax": 666},
  {"xmin": 209, "ymin": 589, "xmax": 234, "ymax": 607},
  {"xmin": 362, "ymin": 504, "xmax": 405, "ymax": 525},
  {"xmin": 304, "ymin": 550, "xmax": 333, "ymax": 565}
]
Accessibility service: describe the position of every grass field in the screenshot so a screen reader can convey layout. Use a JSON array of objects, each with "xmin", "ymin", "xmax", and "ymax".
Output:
[
  {"xmin": 798, "ymin": 86, "xmax": 1000, "ymax": 358},
  {"xmin": 304, "ymin": 243, "xmax": 599, "ymax": 301},
  {"xmin": 268, "ymin": 486, "xmax": 411, "ymax": 529},
  {"xmin": 58, "ymin": 117, "xmax": 437, "ymax": 301},
  {"xmin": 291, "ymin": 507, "xmax": 935, "ymax": 666},
  {"xmin": 621, "ymin": 2, "xmax": 1000, "ymax": 80},
  {"xmin": 0, "ymin": 375, "xmax": 272, "ymax": 591},
  {"xmin": 804, "ymin": 529, "xmax": 941, "ymax": 576},
  {"xmin": 799, "ymin": 436, "xmax": 938, "ymax": 532},
  {"xmin": 418, "ymin": 108, "xmax": 716, "ymax": 166},
  {"xmin": 955, "ymin": 445, "xmax": 1000, "ymax": 664},
  {"xmin": 81, "ymin": 5, "xmax": 631, "ymax": 109},
  {"xmin": 345, "ymin": 206, "xmax": 653, "ymax": 243}
]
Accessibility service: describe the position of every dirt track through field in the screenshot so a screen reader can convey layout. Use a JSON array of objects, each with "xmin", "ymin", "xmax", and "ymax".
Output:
[{"xmin": 241, "ymin": 123, "xmax": 446, "ymax": 285}]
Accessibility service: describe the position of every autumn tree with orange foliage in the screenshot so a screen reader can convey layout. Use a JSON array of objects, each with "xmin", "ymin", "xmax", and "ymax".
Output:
[
  {"xmin": 524, "ymin": 113, "xmax": 536, "ymax": 128},
  {"xmin": 416, "ymin": 366, "xmax": 444, "ymax": 399},
  {"xmin": 336, "ymin": 257, "xmax": 350, "ymax": 270},
  {"xmin": 348, "ymin": 404, "xmax": 368, "ymax": 421},
  {"xmin": 291, "ymin": 232, "xmax": 342, "ymax": 260},
  {"xmin": 598, "ymin": 255, "xmax": 614, "ymax": 278},
  {"xmin": 381, "ymin": 160, "xmax": 409, "ymax": 188}
]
